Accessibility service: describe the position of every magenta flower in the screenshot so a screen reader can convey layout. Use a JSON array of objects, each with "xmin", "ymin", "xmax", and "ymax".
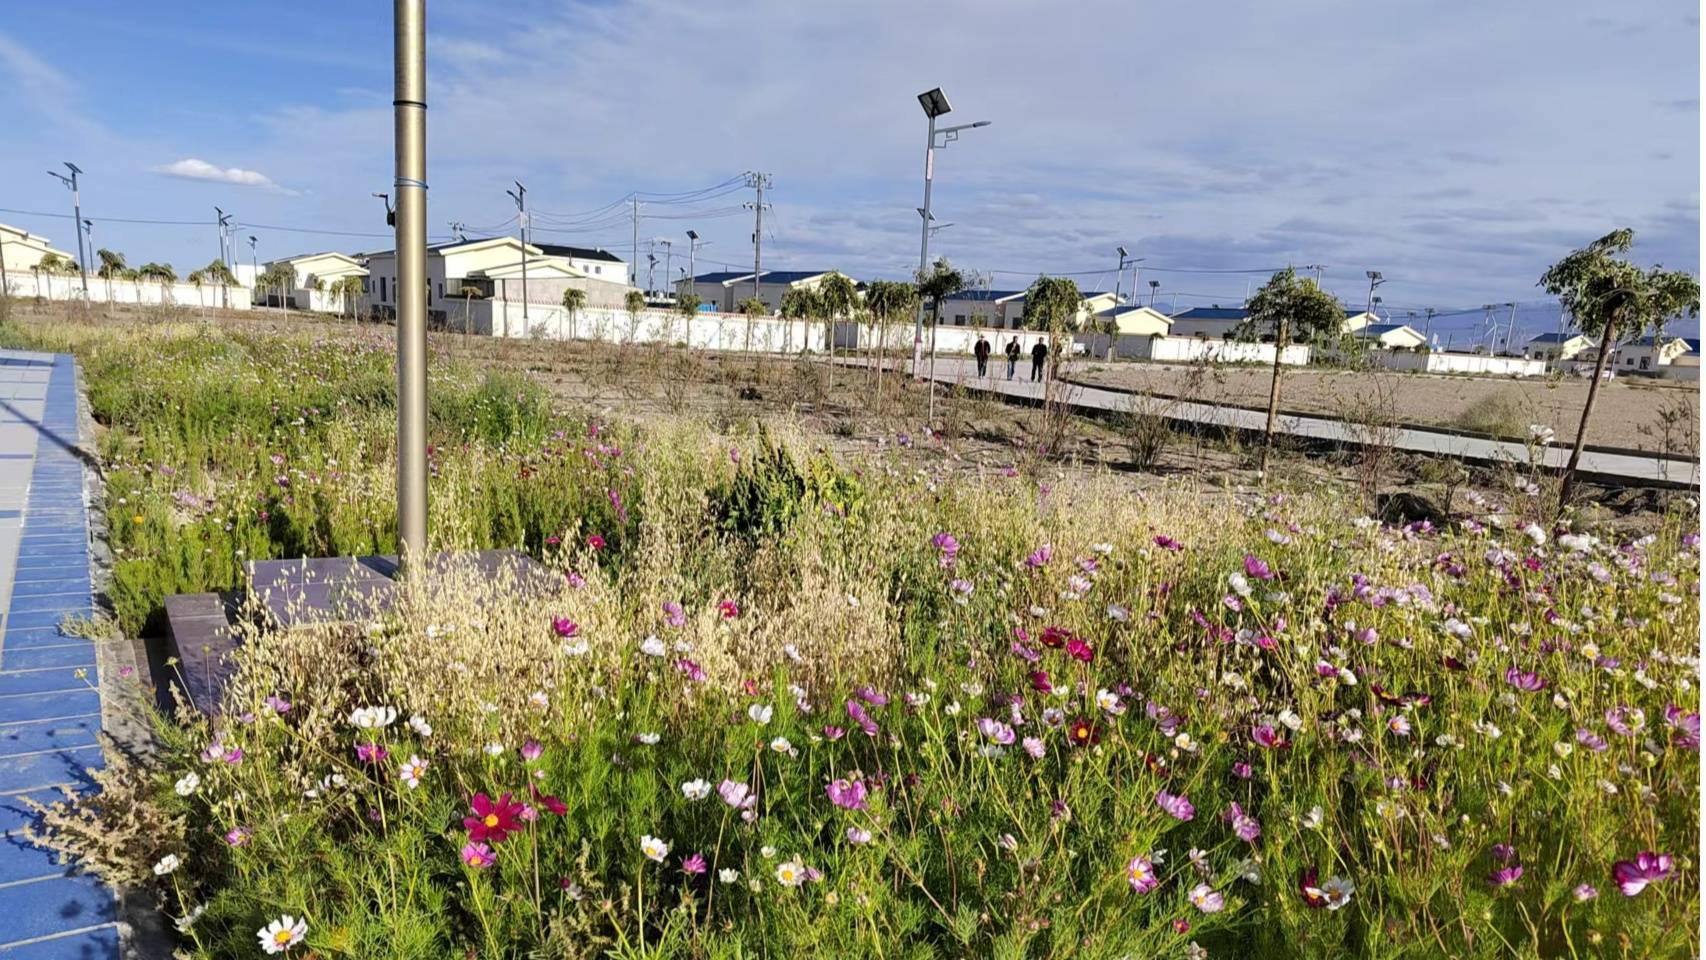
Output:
[
  {"xmin": 1226, "ymin": 802, "xmax": 1261, "ymax": 842},
  {"xmin": 520, "ymin": 739, "xmax": 543, "ymax": 763},
  {"xmin": 1025, "ymin": 544, "xmax": 1053, "ymax": 569},
  {"xmin": 822, "ymin": 725, "xmax": 846, "ymax": 741},
  {"xmin": 1156, "ymin": 790, "xmax": 1195, "ymax": 821},
  {"xmin": 932, "ymin": 532, "xmax": 961, "ymax": 566},
  {"xmin": 1664, "ymin": 705, "xmax": 1700, "ymax": 749},
  {"xmin": 1604, "ymin": 706, "xmax": 1644, "ymax": 737},
  {"xmin": 1575, "ymin": 728, "xmax": 1608, "ymax": 752},
  {"xmin": 846, "ymin": 699, "xmax": 880, "ymax": 737},
  {"xmin": 718, "ymin": 599, "xmax": 740, "ymax": 619},
  {"xmin": 1029, "ymin": 670, "xmax": 1054, "ymax": 694},
  {"xmin": 355, "ymin": 742, "xmax": 388, "ymax": 764},
  {"xmin": 1491, "ymin": 844, "xmax": 1515, "ymax": 863},
  {"xmin": 1065, "ymin": 637, "xmax": 1095, "ymax": 664},
  {"xmin": 1251, "ymin": 724, "xmax": 1288, "ymax": 750},
  {"xmin": 263, "ymin": 694, "xmax": 292, "ymax": 715},
  {"xmin": 681, "ymin": 852, "xmax": 708, "ymax": 875},
  {"xmin": 552, "ymin": 617, "xmax": 579, "ymax": 638},
  {"xmin": 225, "ymin": 825, "xmax": 252, "ymax": 847},
  {"xmin": 854, "ymin": 686, "xmax": 890, "ymax": 707},
  {"xmin": 1243, "ymin": 555, "xmax": 1275, "ymax": 580},
  {"xmin": 1154, "ymin": 535, "xmax": 1183, "ymax": 552},
  {"xmin": 1612, "ymin": 851, "xmax": 1674, "ymax": 896},
  {"xmin": 1011, "ymin": 640, "xmax": 1040, "ymax": 663},
  {"xmin": 464, "ymin": 793, "xmax": 527, "ymax": 844},
  {"xmin": 949, "ymin": 578, "xmax": 974, "ymax": 596},
  {"xmin": 826, "ymin": 778, "xmax": 869, "ymax": 810},
  {"xmin": 674, "ymin": 658, "xmax": 706, "ymax": 682},
  {"xmin": 1489, "ymin": 865, "xmax": 1524, "ymax": 888},
  {"xmin": 1126, "ymin": 855, "xmax": 1160, "ymax": 894},
  {"xmin": 1503, "ymin": 666, "xmax": 1546, "ymax": 692},
  {"xmin": 1188, "ymin": 883, "xmax": 1226, "ymax": 913},
  {"xmin": 461, "ymin": 842, "xmax": 497, "ymax": 868}
]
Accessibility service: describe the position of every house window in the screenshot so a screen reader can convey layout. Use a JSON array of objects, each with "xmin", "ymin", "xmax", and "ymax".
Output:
[
  {"xmin": 1640, "ymin": 357, "xmax": 1650, "ymax": 370},
  {"xmin": 954, "ymin": 314, "xmax": 966, "ymax": 326},
  {"xmin": 380, "ymin": 277, "xmax": 387, "ymax": 301},
  {"xmin": 438, "ymin": 283, "xmax": 444, "ymax": 299}
]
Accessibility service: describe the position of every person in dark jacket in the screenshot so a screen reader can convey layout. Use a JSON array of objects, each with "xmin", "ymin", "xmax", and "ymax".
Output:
[
  {"xmin": 973, "ymin": 334, "xmax": 991, "ymax": 377},
  {"xmin": 1030, "ymin": 339, "xmax": 1048, "ymax": 382},
  {"xmin": 1004, "ymin": 336, "xmax": 1021, "ymax": 379}
]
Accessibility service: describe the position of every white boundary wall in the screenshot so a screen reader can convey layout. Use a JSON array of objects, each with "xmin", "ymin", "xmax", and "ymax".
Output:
[
  {"xmin": 465, "ymin": 300, "xmax": 827, "ymax": 352},
  {"xmin": 1377, "ymin": 351, "xmax": 1547, "ymax": 377},
  {"xmin": 1075, "ymin": 332, "xmax": 1311, "ymax": 366},
  {"xmin": 2, "ymin": 272, "xmax": 254, "ymax": 310}
]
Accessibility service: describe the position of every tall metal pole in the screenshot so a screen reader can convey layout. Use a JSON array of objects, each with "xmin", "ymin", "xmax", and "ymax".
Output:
[
  {"xmin": 507, "ymin": 180, "xmax": 529, "ymax": 333},
  {"xmin": 70, "ymin": 170, "xmax": 87, "ymax": 301},
  {"xmin": 1503, "ymin": 301, "xmax": 1518, "ymax": 356},
  {"xmin": 394, "ymin": 0, "xmax": 429, "ymax": 567},
  {"xmin": 248, "ymin": 236, "xmax": 259, "ymax": 310},
  {"xmin": 912, "ymin": 111, "xmax": 937, "ymax": 374},
  {"xmin": 631, "ymin": 197, "xmax": 640, "ymax": 287},
  {"xmin": 1423, "ymin": 307, "xmax": 1435, "ymax": 347}
]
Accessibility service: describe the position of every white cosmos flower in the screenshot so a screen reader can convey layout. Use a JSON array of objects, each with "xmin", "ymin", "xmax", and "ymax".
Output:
[
  {"xmin": 399, "ymin": 755, "xmax": 428, "ymax": 789},
  {"xmin": 348, "ymin": 706, "xmax": 398, "ymax": 729},
  {"xmin": 747, "ymin": 704, "xmax": 773, "ymax": 725},
  {"xmin": 174, "ymin": 903, "xmax": 207, "ymax": 933},
  {"xmin": 639, "ymin": 635, "xmax": 667, "ymax": 657},
  {"xmin": 635, "ymin": 732, "xmax": 661, "ymax": 745},
  {"xmin": 175, "ymin": 772, "xmax": 201, "ymax": 796},
  {"xmin": 681, "ymin": 779, "xmax": 712, "ymax": 800},
  {"xmin": 718, "ymin": 868, "xmax": 740, "ymax": 884},
  {"xmin": 775, "ymin": 859, "xmax": 807, "ymax": 887},
  {"xmin": 769, "ymin": 736, "xmax": 795, "ymax": 755},
  {"xmin": 561, "ymin": 638, "xmax": 590, "ymax": 656},
  {"xmin": 640, "ymin": 835, "xmax": 670, "ymax": 862},
  {"xmin": 484, "ymin": 742, "xmax": 505, "ymax": 756},
  {"xmin": 153, "ymin": 854, "xmax": 181, "ymax": 876},
  {"xmin": 1278, "ymin": 708, "xmax": 1303, "ymax": 731},
  {"xmin": 1300, "ymin": 805, "xmax": 1324, "ymax": 829},
  {"xmin": 257, "ymin": 915, "xmax": 308, "ymax": 954},
  {"xmin": 407, "ymin": 715, "xmax": 433, "ymax": 737}
]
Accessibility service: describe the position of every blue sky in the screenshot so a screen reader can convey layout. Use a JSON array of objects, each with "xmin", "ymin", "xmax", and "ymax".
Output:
[{"xmin": 1, "ymin": 0, "xmax": 1698, "ymax": 341}]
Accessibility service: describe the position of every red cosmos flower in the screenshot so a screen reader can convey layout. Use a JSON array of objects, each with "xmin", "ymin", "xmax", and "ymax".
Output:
[
  {"xmin": 1039, "ymin": 626, "xmax": 1074, "ymax": 649},
  {"xmin": 464, "ymin": 792, "xmax": 527, "ymax": 844},
  {"xmin": 586, "ymin": 534, "xmax": 606, "ymax": 550},
  {"xmin": 530, "ymin": 784, "xmax": 568, "ymax": 817},
  {"xmin": 1065, "ymin": 637, "xmax": 1095, "ymax": 664},
  {"xmin": 1029, "ymin": 670, "xmax": 1054, "ymax": 694},
  {"xmin": 1066, "ymin": 716, "xmax": 1100, "ymax": 748},
  {"xmin": 719, "ymin": 599, "xmax": 740, "ymax": 619},
  {"xmin": 1298, "ymin": 869, "xmax": 1328, "ymax": 908}
]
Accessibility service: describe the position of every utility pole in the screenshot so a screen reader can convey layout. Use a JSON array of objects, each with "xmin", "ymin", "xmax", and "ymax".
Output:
[
  {"xmin": 1423, "ymin": 307, "xmax": 1436, "ymax": 348},
  {"xmin": 393, "ymin": 0, "xmax": 429, "ymax": 567},
  {"xmin": 631, "ymin": 197, "xmax": 641, "ymax": 287},
  {"xmin": 659, "ymin": 239, "xmax": 673, "ymax": 300},
  {"xmin": 506, "ymin": 180, "xmax": 529, "ymax": 334},
  {"xmin": 743, "ymin": 171, "xmax": 771, "ymax": 323},
  {"xmin": 685, "ymin": 230, "xmax": 700, "ymax": 304},
  {"xmin": 215, "ymin": 207, "xmax": 234, "ymax": 308},
  {"xmin": 46, "ymin": 163, "xmax": 88, "ymax": 301},
  {"xmin": 1502, "ymin": 301, "xmax": 1518, "ymax": 356},
  {"xmin": 1480, "ymin": 304, "xmax": 1497, "ymax": 353}
]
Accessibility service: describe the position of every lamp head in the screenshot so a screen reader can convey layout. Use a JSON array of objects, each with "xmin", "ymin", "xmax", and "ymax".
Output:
[{"xmin": 917, "ymin": 87, "xmax": 952, "ymax": 118}]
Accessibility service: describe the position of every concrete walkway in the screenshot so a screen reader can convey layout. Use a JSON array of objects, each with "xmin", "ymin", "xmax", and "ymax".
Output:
[
  {"xmin": 0, "ymin": 352, "xmax": 117, "ymax": 958},
  {"xmin": 919, "ymin": 355, "xmax": 1697, "ymax": 487}
]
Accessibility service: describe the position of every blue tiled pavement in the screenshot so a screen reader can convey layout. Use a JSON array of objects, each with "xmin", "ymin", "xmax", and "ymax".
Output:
[{"xmin": 0, "ymin": 353, "xmax": 115, "ymax": 957}]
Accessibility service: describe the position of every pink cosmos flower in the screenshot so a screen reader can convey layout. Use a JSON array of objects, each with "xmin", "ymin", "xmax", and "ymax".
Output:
[
  {"xmin": 1604, "ymin": 706, "xmax": 1644, "ymax": 737},
  {"xmin": 520, "ymin": 740, "xmax": 544, "ymax": 762},
  {"xmin": 718, "ymin": 780, "xmax": 756, "ymax": 810},
  {"xmin": 1243, "ymin": 555, "xmax": 1275, "ymax": 580},
  {"xmin": 681, "ymin": 852, "xmax": 708, "ymax": 875},
  {"xmin": 1157, "ymin": 790, "xmax": 1195, "ymax": 821},
  {"xmin": 1612, "ymin": 851, "xmax": 1673, "ymax": 896},
  {"xmin": 1022, "ymin": 737, "xmax": 1046, "ymax": 759},
  {"xmin": 264, "ymin": 695, "xmax": 292, "ymax": 715},
  {"xmin": 1154, "ymin": 535, "xmax": 1183, "ymax": 552},
  {"xmin": 1065, "ymin": 638, "xmax": 1095, "ymax": 664},
  {"xmin": 565, "ymin": 571, "xmax": 586, "ymax": 588},
  {"xmin": 822, "ymin": 725, "xmax": 846, "ymax": 741},
  {"xmin": 846, "ymin": 826, "xmax": 873, "ymax": 845},
  {"xmin": 1226, "ymin": 803, "xmax": 1261, "ymax": 842},
  {"xmin": 977, "ymin": 718, "xmax": 1017, "ymax": 745},
  {"xmin": 1489, "ymin": 865, "xmax": 1524, "ymax": 888},
  {"xmin": 225, "ymin": 826, "xmax": 252, "ymax": 847},
  {"xmin": 1029, "ymin": 671, "xmax": 1054, "ymax": 694},
  {"xmin": 1188, "ymin": 883, "xmax": 1226, "ymax": 913},
  {"xmin": 1575, "ymin": 728, "xmax": 1608, "ymax": 752},
  {"xmin": 1573, "ymin": 883, "xmax": 1598, "ymax": 901},
  {"xmin": 847, "ymin": 700, "xmax": 880, "ymax": 737},
  {"xmin": 674, "ymin": 658, "xmax": 706, "ymax": 682},
  {"xmin": 1503, "ymin": 667, "xmax": 1546, "ymax": 692},
  {"xmin": 827, "ymin": 778, "xmax": 868, "ymax": 810},
  {"xmin": 1664, "ymin": 705, "xmax": 1700, "ymax": 749},
  {"xmin": 1025, "ymin": 545, "xmax": 1053, "ymax": 569},
  {"xmin": 1011, "ymin": 641, "xmax": 1040, "ymax": 663},
  {"xmin": 552, "ymin": 617, "xmax": 579, "ymax": 638},
  {"xmin": 586, "ymin": 534, "xmax": 606, "ymax": 550},
  {"xmin": 718, "ymin": 599, "xmax": 740, "ymax": 619},
  {"xmin": 1251, "ymin": 725, "xmax": 1288, "ymax": 750},
  {"xmin": 356, "ymin": 742, "xmax": 388, "ymax": 764},
  {"xmin": 461, "ymin": 842, "xmax": 497, "ymax": 868},
  {"xmin": 663, "ymin": 601, "xmax": 686, "ymax": 628},
  {"xmin": 1126, "ymin": 855, "xmax": 1159, "ymax": 894}
]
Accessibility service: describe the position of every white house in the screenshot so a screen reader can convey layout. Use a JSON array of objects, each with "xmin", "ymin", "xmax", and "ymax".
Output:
[
  {"xmin": 0, "ymin": 223, "xmax": 76, "ymax": 281},
  {"xmin": 1351, "ymin": 323, "xmax": 1428, "ymax": 350},
  {"xmin": 1614, "ymin": 334, "xmax": 1692, "ymax": 373},
  {"xmin": 1094, "ymin": 304, "xmax": 1173, "ymax": 336},
  {"xmin": 674, "ymin": 269, "xmax": 852, "ymax": 314},
  {"xmin": 364, "ymin": 236, "xmax": 635, "ymax": 319},
  {"xmin": 264, "ymin": 251, "xmax": 368, "ymax": 313},
  {"xmin": 534, "ymin": 244, "xmax": 627, "ymax": 282},
  {"xmin": 1523, "ymin": 332, "xmax": 1593, "ymax": 364},
  {"xmin": 1171, "ymin": 305, "xmax": 1377, "ymax": 340},
  {"xmin": 938, "ymin": 289, "xmax": 1028, "ymax": 328}
]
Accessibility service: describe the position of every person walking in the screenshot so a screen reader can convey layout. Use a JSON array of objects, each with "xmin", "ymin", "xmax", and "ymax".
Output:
[
  {"xmin": 1030, "ymin": 339, "xmax": 1048, "ymax": 382},
  {"xmin": 973, "ymin": 334, "xmax": 991, "ymax": 378},
  {"xmin": 1004, "ymin": 336, "xmax": 1021, "ymax": 380}
]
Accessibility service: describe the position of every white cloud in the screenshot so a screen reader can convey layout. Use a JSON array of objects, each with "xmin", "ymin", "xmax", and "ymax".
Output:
[{"xmin": 150, "ymin": 158, "xmax": 295, "ymax": 194}]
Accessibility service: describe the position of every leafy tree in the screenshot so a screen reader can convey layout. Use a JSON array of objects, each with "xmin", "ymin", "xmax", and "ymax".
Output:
[
  {"xmin": 137, "ymin": 262, "xmax": 176, "ymax": 286},
  {"xmin": 1022, "ymin": 275, "xmax": 1082, "ymax": 337},
  {"xmin": 1239, "ymin": 267, "xmax": 1345, "ymax": 476},
  {"xmin": 329, "ymin": 275, "xmax": 365, "ymax": 320},
  {"xmin": 817, "ymin": 272, "xmax": 857, "ymax": 375},
  {"xmin": 1538, "ymin": 228, "xmax": 1700, "ymax": 507},
  {"xmin": 780, "ymin": 287, "xmax": 819, "ymax": 319},
  {"xmin": 676, "ymin": 292, "xmax": 702, "ymax": 316},
  {"xmin": 739, "ymin": 297, "xmax": 767, "ymax": 317},
  {"xmin": 624, "ymin": 289, "xmax": 646, "ymax": 343},
  {"xmin": 561, "ymin": 287, "xmax": 586, "ymax": 339},
  {"xmin": 95, "ymin": 248, "xmax": 127, "ymax": 279},
  {"xmin": 863, "ymin": 279, "xmax": 921, "ymax": 393}
]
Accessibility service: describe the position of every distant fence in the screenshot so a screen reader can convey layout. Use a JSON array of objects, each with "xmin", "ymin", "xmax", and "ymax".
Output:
[
  {"xmin": 2, "ymin": 272, "xmax": 254, "ymax": 310},
  {"xmin": 1378, "ymin": 351, "xmax": 1547, "ymax": 377},
  {"xmin": 461, "ymin": 299, "xmax": 828, "ymax": 352},
  {"xmin": 1075, "ymin": 332, "xmax": 1311, "ymax": 366}
]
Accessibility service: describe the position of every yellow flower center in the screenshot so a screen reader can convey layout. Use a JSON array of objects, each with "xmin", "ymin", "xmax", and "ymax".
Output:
[
  {"xmin": 483, "ymin": 814, "xmax": 499, "ymax": 827},
  {"xmin": 273, "ymin": 930, "xmax": 294, "ymax": 945}
]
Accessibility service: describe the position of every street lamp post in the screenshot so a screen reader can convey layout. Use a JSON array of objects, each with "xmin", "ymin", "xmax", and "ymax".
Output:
[
  {"xmin": 46, "ymin": 163, "xmax": 88, "ymax": 301},
  {"xmin": 912, "ymin": 87, "xmax": 989, "ymax": 376},
  {"xmin": 1148, "ymin": 279, "xmax": 1160, "ymax": 307},
  {"xmin": 507, "ymin": 181, "xmax": 529, "ymax": 336},
  {"xmin": 248, "ymin": 235, "xmax": 260, "ymax": 310},
  {"xmin": 1364, "ymin": 270, "xmax": 1385, "ymax": 316},
  {"xmin": 393, "ymin": 0, "xmax": 429, "ymax": 567},
  {"xmin": 686, "ymin": 229, "xmax": 700, "ymax": 304}
]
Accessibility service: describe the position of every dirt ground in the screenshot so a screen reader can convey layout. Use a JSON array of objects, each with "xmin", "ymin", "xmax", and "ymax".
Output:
[{"xmin": 1068, "ymin": 359, "xmax": 1698, "ymax": 453}]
